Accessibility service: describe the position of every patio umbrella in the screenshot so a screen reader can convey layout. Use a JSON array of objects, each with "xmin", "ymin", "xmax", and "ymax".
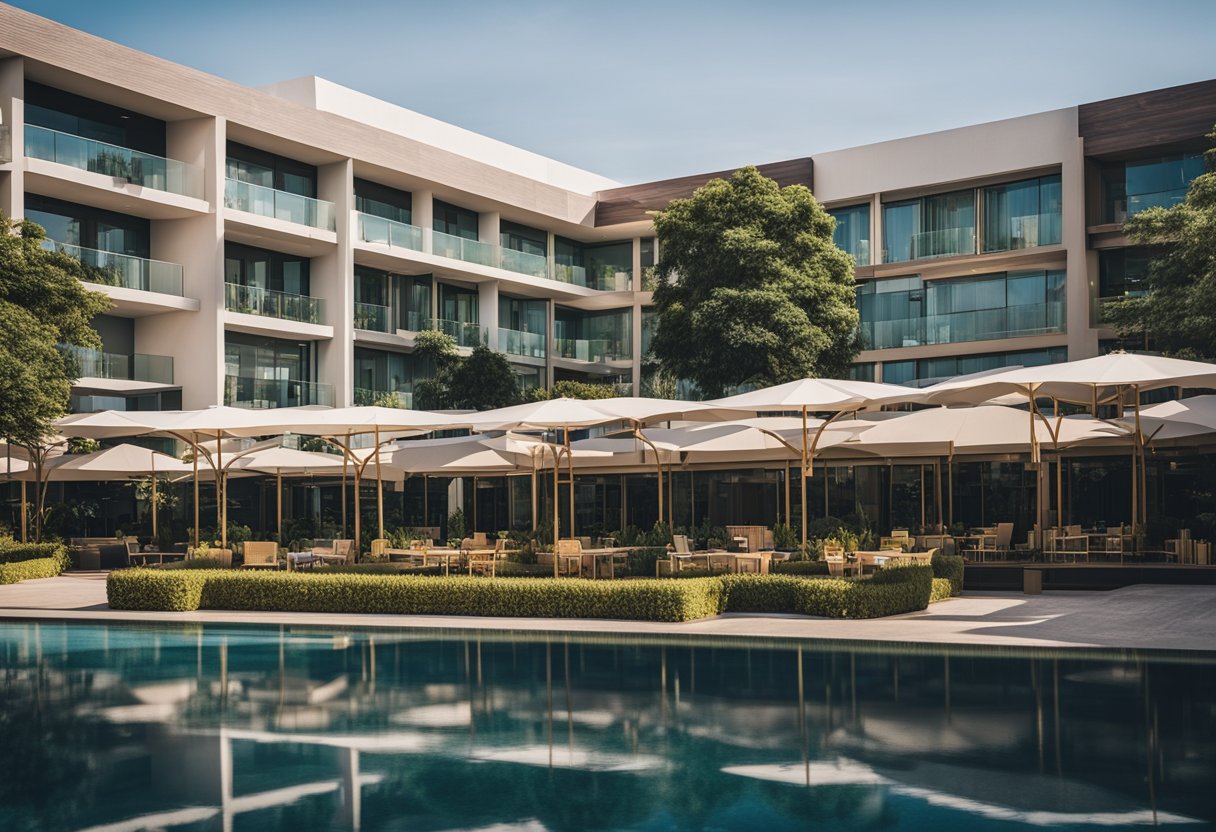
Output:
[
  {"xmin": 467, "ymin": 398, "xmax": 629, "ymax": 572},
  {"xmin": 706, "ymin": 379, "xmax": 925, "ymax": 548},
  {"xmin": 923, "ymin": 353, "xmax": 1216, "ymax": 533}
]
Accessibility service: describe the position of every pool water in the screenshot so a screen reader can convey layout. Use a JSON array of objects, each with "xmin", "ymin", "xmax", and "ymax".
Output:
[{"xmin": 0, "ymin": 622, "xmax": 1212, "ymax": 831}]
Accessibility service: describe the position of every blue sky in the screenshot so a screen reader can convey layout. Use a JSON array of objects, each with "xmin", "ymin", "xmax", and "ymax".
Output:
[{"xmin": 12, "ymin": 0, "xmax": 1216, "ymax": 183}]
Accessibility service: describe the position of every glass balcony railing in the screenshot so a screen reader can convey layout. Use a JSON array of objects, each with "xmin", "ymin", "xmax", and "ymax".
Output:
[
  {"xmin": 43, "ymin": 240, "xmax": 184, "ymax": 296},
  {"xmin": 353, "ymin": 301, "xmax": 392, "ymax": 333},
  {"xmin": 983, "ymin": 214, "xmax": 1062, "ymax": 253},
  {"xmin": 357, "ymin": 213, "xmax": 424, "ymax": 251},
  {"xmin": 224, "ymin": 178, "xmax": 335, "ymax": 231},
  {"xmin": 498, "ymin": 328, "xmax": 546, "ymax": 359},
  {"xmin": 553, "ymin": 263, "xmax": 632, "ymax": 292},
  {"xmin": 499, "ymin": 247, "xmax": 550, "ymax": 279},
  {"xmin": 224, "ymin": 283, "xmax": 324, "ymax": 325},
  {"xmin": 60, "ymin": 344, "xmax": 174, "ymax": 385},
  {"xmin": 860, "ymin": 302, "xmax": 1066, "ymax": 350},
  {"xmin": 224, "ymin": 375, "xmax": 333, "ymax": 409},
  {"xmin": 0, "ymin": 124, "xmax": 10, "ymax": 164},
  {"xmin": 848, "ymin": 239, "xmax": 871, "ymax": 267},
  {"xmin": 399, "ymin": 309, "xmax": 432, "ymax": 333},
  {"xmin": 354, "ymin": 387, "xmax": 413, "ymax": 408},
  {"xmin": 908, "ymin": 227, "xmax": 976, "ymax": 260},
  {"xmin": 555, "ymin": 338, "xmax": 631, "ymax": 362},
  {"xmin": 436, "ymin": 318, "xmax": 486, "ymax": 348},
  {"xmin": 431, "ymin": 230, "xmax": 497, "ymax": 268},
  {"xmin": 24, "ymin": 125, "xmax": 203, "ymax": 198}
]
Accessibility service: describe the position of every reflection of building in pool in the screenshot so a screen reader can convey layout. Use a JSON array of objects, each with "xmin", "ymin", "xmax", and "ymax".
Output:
[{"xmin": 0, "ymin": 624, "xmax": 1211, "ymax": 830}]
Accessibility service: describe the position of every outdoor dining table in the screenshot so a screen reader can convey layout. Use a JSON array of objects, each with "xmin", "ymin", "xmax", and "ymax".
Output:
[{"xmin": 574, "ymin": 547, "xmax": 634, "ymax": 579}]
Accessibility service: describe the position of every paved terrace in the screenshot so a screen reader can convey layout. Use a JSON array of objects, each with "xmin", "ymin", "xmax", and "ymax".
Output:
[{"xmin": 1, "ymin": 573, "xmax": 1214, "ymax": 651}]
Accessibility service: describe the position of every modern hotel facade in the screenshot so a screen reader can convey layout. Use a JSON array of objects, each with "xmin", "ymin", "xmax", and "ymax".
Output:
[{"xmin": 1, "ymin": 5, "xmax": 1214, "ymax": 414}]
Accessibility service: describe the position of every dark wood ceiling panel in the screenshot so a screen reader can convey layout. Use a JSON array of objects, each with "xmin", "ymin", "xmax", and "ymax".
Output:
[
  {"xmin": 594, "ymin": 158, "xmax": 813, "ymax": 226},
  {"xmin": 1080, "ymin": 79, "xmax": 1216, "ymax": 158}
]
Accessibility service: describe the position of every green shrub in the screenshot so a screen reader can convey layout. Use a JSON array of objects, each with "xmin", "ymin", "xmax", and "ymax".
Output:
[
  {"xmin": 625, "ymin": 547, "xmax": 668, "ymax": 577},
  {"xmin": 0, "ymin": 557, "xmax": 64, "ymax": 584},
  {"xmin": 0, "ymin": 539, "xmax": 71, "ymax": 572},
  {"xmin": 162, "ymin": 556, "xmax": 228, "ymax": 570},
  {"xmin": 107, "ymin": 569, "xmax": 206, "ymax": 611},
  {"xmin": 931, "ymin": 552, "xmax": 965, "ymax": 595},
  {"xmin": 719, "ymin": 574, "xmax": 807, "ymax": 612},
  {"xmin": 722, "ymin": 563, "xmax": 934, "ymax": 619},
  {"xmin": 931, "ymin": 578, "xmax": 955, "ymax": 603},
  {"xmin": 771, "ymin": 560, "xmax": 829, "ymax": 576}
]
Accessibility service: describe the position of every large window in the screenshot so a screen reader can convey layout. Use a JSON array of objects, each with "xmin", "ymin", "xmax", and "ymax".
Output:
[
  {"xmin": 554, "ymin": 308, "xmax": 632, "ymax": 361},
  {"xmin": 827, "ymin": 204, "xmax": 870, "ymax": 265},
  {"xmin": 225, "ymin": 334, "xmax": 312, "ymax": 385},
  {"xmin": 224, "ymin": 243, "xmax": 310, "ymax": 296},
  {"xmin": 433, "ymin": 200, "xmax": 479, "ymax": 240},
  {"xmin": 858, "ymin": 269, "xmax": 1065, "ymax": 349},
  {"xmin": 982, "ymin": 175, "xmax": 1061, "ymax": 252},
  {"xmin": 226, "ymin": 142, "xmax": 316, "ymax": 197},
  {"xmin": 1101, "ymin": 152, "xmax": 1205, "ymax": 223},
  {"xmin": 25, "ymin": 195, "xmax": 149, "ymax": 256},
  {"xmin": 354, "ymin": 178, "xmax": 411, "ymax": 224},
  {"xmin": 354, "ymin": 347, "xmax": 423, "ymax": 404},
  {"xmin": 1099, "ymin": 248, "xmax": 1150, "ymax": 299},
  {"xmin": 25, "ymin": 81, "xmax": 165, "ymax": 155},
  {"xmin": 555, "ymin": 237, "xmax": 633, "ymax": 290},
  {"xmin": 883, "ymin": 190, "xmax": 975, "ymax": 262},
  {"xmin": 883, "ymin": 346, "xmax": 1067, "ymax": 387},
  {"xmin": 500, "ymin": 220, "xmax": 547, "ymax": 256}
]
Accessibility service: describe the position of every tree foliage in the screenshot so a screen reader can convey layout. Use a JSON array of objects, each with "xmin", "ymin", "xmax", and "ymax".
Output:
[
  {"xmin": 526, "ymin": 379, "xmax": 618, "ymax": 401},
  {"xmin": 0, "ymin": 216, "xmax": 109, "ymax": 447},
  {"xmin": 1104, "ymin": 126, "xmax": 1216, "ymax": 359},
  {"xmin": 412, "ymin": 330, "xmax": 522, "ymax": 410},
  {"xmin": 649, "ymin": 167, "xmax": 860, "ymax": 397}
]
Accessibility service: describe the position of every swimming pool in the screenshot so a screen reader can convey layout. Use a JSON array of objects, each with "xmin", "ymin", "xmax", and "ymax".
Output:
[{"xmin": 0, "ymin": 621, "xmax": 1211, "ymax": 830}]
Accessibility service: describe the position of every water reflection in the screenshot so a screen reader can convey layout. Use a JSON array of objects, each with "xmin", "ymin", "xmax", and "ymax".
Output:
[{"xmin": 0, "ymin": 623, "xmax": 1212, "ymax": 831}]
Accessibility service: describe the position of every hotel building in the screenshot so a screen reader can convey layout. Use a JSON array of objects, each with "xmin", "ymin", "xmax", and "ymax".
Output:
[{"xmin": 0, "ymin": 4, "xmax": 1214, "ymax": 414}]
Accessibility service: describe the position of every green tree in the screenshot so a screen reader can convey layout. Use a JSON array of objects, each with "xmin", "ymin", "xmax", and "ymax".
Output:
[
  {"xmin": 649, "ymin": 166, "xmax": 860, "ymax": 397},
  {"xmin": 412, "ymin": 330, "xmax": 523, "ymax": 410},
  {"xmin": 1104, "ymin": 127, "xmax": 1216, "ymax": 359},
  {"xmin": 0, "ymin": 216, "xmax": 110, "ymax": 539},
  {"xmin": 446, "ymin": 346, "xmax": 522, "ymax": 410},
  {"xmin": 526, "ymin": 379, "xmax": 618, "ymax": 401}
]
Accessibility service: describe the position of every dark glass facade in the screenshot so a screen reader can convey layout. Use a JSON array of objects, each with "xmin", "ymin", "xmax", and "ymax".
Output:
[
  {"xmin": 226, "ymin": 142, "xmax": 317, "ymax": 197},
  {"xmin": 25, "ymin": 194, "xmax": 149, "ymax": 256},
  {"xmin": 827, "ymin": 203, "xmax": 870, "ymax": 265},
  {"xmin": 354, "ymin": 178, "xmax": 411, "ymax": 224}
]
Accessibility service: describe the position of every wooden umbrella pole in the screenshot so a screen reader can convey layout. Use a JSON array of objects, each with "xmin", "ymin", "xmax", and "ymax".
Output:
[
  {"xmin": 375, "ymin": 426, "xmax": 385, "ymax": 540},
  {"xmin": 342, "ymin": 452, "xmax": 348, "ymax": 538},
  {"xmin": 551, "ymin": 446, "xmax": 560, "ymax": 577},
  {"xmin": 1134, "ymin": 384, "xmax": 1145, "ymax": 531},
  {"xmin": 216, "ymin": 431, "xmax": 225, "ymax": 549},
  {"xmin": 277, "ymin": 470, "xmax": 283, "ymax": 543},
  {"xmin": 947, "ymin": 444, "xmax": 954, "ymax": 528},
  {"xmin": 19, "ymin": 479, "xmax": 27, "ymax": 544},
  {"xmin": 800, "ymin": 406, "xmax": 809, "ymax": 550},
  {"xmin": 784, "ymin": 463, "xmax": 791, "ymax": 528},
  {"xmin": 192, "ymin": 435, "xmax": 199, "ymax": 549},
  {"xmin": 565, "ymin": 429, "xmax": 575, "ymax": 539},
  {"xmin": 151, "ymin": 455, "xmax": 158, "ymax": 541}
]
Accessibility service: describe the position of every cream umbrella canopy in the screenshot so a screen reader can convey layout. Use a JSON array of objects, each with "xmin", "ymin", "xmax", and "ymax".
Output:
[
  {"xmin": 922, "ymin": 353, "xmax": 1216, "ymax": 532},
  {"xmin": 707, "ymin": 379, "xmax": 925, "ymax": 548}
]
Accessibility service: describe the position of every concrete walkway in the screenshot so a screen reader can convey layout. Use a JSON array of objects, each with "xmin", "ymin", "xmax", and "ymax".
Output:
[{"xmin": 1, "ymin": 573, "xmax": 1214, "ymax": 651}]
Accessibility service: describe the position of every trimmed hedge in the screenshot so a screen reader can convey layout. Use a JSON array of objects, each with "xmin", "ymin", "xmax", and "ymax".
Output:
[
  {"xmin": 107, "ymin": 562, "xmax": 939, "ymax": 621},
  {"xmin": 931, "ymin": 553, "xmax": 965, "ymax": 595},
  {"xmin": 930, "ymin": 578, "xmax": 955, "ymax": 603},
  {"xmin": 0, "ymin": 557, "xmax": 65, "ymax": 585},
  {"xmin": 109, "ymin": 570, "xmax": 725, "ymax": 622},
  {"xmin": 0, "ymin": 540, "xmax": 71, "ymax": 571}
]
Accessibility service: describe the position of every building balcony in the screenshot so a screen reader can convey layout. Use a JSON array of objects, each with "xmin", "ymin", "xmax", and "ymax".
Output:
[
  {"xmin": 847, "ymin": 239, "xmax": 871, "ymax": 267},
  {"xmin": 555, "ymin": 338, "xmax": 631, "ymax": 363},
  {"xmin": 554, "ymin": 264, "xmax": 633, "ymax": 292},
  {"xmin": 225, "ymin": 283, "xmax": 324, "ymax": 325},
  {"xmin": 886, "ymin": 227, "xmax": 976, "ymax": 263},
  {"xmin": 224, "ymin": 178, "xmax": 336, "ymax": 231},
  {"xmin": 44, "ymin": 240, "xmax": 184, "ymax": 296},
  {"xmin": 224, "ymin": 375, "xmax": 334, "ymax": 409},
  {"xmin": 498, "ymin": 328, "xmax": 546, "ymax": 359},
  {"xmin": 353, "ymin": 301, "xmax": 392, "ymax": 333},
  {"xmin": 436, "ymin": 318, "xmax": 486, "ymax": 349},
  {"xmin": 498, "ymin": 247, "xmax": 550, "ymax": 279},
  {"xmin": 357, "ymin": 213, "xmax": 424, "ymax": 251},
  {"xmin": 24, "ymin": 124, "xmax": 203, "ymax": 199},
  {"xmin": 398, "ymin": 310, "xmax": 432, "ymax": 333},
  {"xmin": 0, "ymin": 124, "xmax": 10, "ymax": 164},
  {"xmin": 354, "ymin": 387, "xmax": 413, "ymax": 408},
  {"xmin": 431, "ymin": 230, "xmax": 498, "ymax": 268},
  {"xmin": 61, "ymin": 344, "xmax": 174, "ymax": 386},
  {"xmin": 983, "ymin": 214, "xmax": 1062, "ymax": 254},
  {"xmin": 860, "ymin": 302, "xmax": 1066, "ymax": 351}
]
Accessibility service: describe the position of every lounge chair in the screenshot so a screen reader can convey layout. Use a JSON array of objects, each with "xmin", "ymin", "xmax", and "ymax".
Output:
[
  {"xmin": 315, "ymin": 539, "xmax": 355, "ymax": 566},
  {"xmin": 825, "ymin": 554, "xmax": 847, "ymax": 577},
  {"xmin": 555, "ymin": 538, "xmax": 583, "ymax": 577},
  {"xmin": 974, "ymin": 522, "xmax": 1014, "ymax": 562},
  {"xmin": 370, "ymin": 538, "xmax": 389, "ymax": 559},
  {"xmin": 242, "ymin": 541, "xmax": 279, "ymax": 569},
  {"xmin": 125, "ymin": 539, "xmax": 183, "ymax": 567}
]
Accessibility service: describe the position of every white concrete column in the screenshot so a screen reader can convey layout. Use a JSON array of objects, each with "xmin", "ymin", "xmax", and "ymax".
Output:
[
  {"xmin": 0, "ymin": 56, "xmax": 25, "ymax": 220},
  {"xmin": 141, "ymin": 115, "xmax": 225, "ymax": 408},
  {"xmin": 478, "ymin": 280, "xmax": 498, "ymax": 350},
  {"xmin": 414, "ymin": 190, "xmax": 433, "ymax": 254},
  {"xmin": 631, "ymin": 238, "xmax": 643, "ymax": 394},
  {"xmin": 479, "ymin": 210, "xmax": 500, "ymax": 267},
  {"xmin": 317, "ymin": 158, "xmax": 354, "ymax": 405},
  {"xmin": 1062, "ymin": 133, "xmax": 1096, "ymax": 359}
]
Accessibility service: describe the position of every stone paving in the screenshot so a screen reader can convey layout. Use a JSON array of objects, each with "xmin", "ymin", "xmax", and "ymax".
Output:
[{"xmin": 1, "ymin": 573, "xmax": 1214, "ymax": 651}]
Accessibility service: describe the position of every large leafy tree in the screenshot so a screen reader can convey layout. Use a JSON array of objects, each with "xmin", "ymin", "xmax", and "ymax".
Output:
[
  {"xmin": 411, "ymin": 330, "xmax": 522, "ymax": 410},
  {"xmin": 0, "ymin": 216, "xmax": 110, "ymax": 538},
  {"xmin": 1104, "ymin": 127, "xmax": 1216, "ymax": 359},
  {"xmin": 649, "ymin": 166, "xmax": 860, "ymax": 397}
]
